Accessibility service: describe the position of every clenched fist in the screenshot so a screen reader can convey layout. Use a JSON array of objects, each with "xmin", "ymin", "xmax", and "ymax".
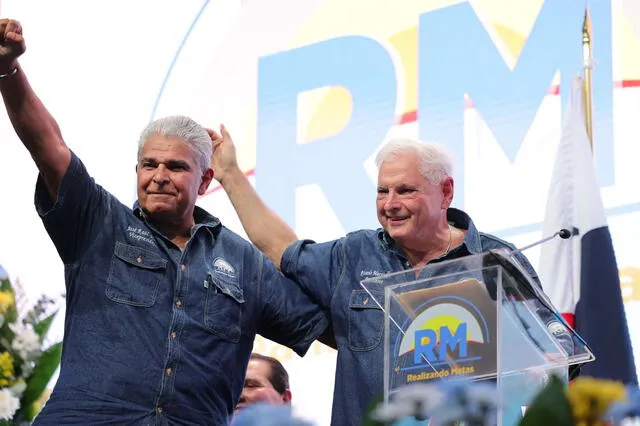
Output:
[{"xmin": 0, "ymin": 19, "xmax": 25, "ymax": 73}]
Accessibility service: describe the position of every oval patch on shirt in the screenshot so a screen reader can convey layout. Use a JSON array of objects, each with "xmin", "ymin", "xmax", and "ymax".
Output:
[{"xmin": 213, "ymin": 258, "xmax": 236, "ymax": 278}]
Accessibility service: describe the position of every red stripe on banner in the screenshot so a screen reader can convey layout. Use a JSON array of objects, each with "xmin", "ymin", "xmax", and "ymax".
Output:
[
  {"xmin": 203, "ymin": 79, "xmax": 640, "ymax": 198},
  {"xmin": 397, "ymin": 79, "xmax": 638, "ymax": 124},
  {"xmin": 397, "ymin": 110, "xmax": 417, "ymax": 125},
  {"xmin": 561, "ymin": 313, "xmax": 575, "ymax": 329},
  {"xmin": 615, "ymin": 79, "xmax": 640, "ymax": 88}
]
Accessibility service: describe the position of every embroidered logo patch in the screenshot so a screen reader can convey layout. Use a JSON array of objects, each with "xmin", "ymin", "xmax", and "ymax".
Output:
[{"xmin": 213, "ymin": 258, "xmax": 236, "ymax": 278}]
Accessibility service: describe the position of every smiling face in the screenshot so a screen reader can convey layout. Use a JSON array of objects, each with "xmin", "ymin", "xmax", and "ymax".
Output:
[
  {"xmin": 376, "ymin": 151, "xmax": 453, "ymax": 248},
  {"xmin": 136, "ymin": 134, "xmax": 213, "ymax": 228}
]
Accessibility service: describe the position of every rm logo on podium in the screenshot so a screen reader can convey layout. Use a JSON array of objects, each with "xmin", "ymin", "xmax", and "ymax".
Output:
[
  {"xmin": 413, "ymin": 321, "xmax": 471, "ymax": 364},
  {"xmin": 394, "ymin": 292, "xmax": 495, "ymax": 381}
]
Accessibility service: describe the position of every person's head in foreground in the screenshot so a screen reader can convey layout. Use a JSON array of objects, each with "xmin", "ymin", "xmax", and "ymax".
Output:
[{"xmin": 235, "ymin": 353, "xmax": 292, "ymax": 414}]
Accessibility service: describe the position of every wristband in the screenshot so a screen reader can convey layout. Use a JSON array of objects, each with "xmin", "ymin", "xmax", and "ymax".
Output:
[{"xmin": 0, "ymin": 68, "xmax": 18, "ymax": 79}]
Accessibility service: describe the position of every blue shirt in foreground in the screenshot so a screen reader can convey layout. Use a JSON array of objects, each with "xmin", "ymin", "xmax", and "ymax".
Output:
[
  {"xmin": 33, "ymin": 153, "xmax": 328, "ymax": 425},
  {"xmin": 281, "ymin": 208, "xmax": 567, "ymax": 426}
]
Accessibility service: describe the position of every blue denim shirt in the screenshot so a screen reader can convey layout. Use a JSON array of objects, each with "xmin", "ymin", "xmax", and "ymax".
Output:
[
  {"xmin": 281, "ymin": 209, "xmax": 568, "ymax": 426},
  {"xmin": 33, "ymin": 153, "xmax": 328, "ymax": 425}
]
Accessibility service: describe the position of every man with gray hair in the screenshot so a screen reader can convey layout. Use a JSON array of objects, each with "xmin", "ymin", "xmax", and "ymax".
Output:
[
  {"xmin": 0, "ymin": 18, "xmax": 328, "ymax": 425},
  {"xmin": 211, "ymin": 126, "xmax": 573, "ymax": 426}
]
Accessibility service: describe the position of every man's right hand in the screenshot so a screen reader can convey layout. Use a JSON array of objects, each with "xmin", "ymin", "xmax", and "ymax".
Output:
[
  {"xmin": 0, "ymin": 19, "xmax": 26, "ymax": 73},
  {"xmin": 208, "ymin": 124, "xmax": 241, "ymax": 185}
]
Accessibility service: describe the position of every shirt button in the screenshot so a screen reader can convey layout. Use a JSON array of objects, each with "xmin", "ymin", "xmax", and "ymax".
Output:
[
  {"xmin": 170, "ymin": 332, "xmax": 177, "ymax": 339},
  {"xmin": 156, "ymin": 407, "xmax": 163, "ymax": 413},
  {"xmin": 180, "ymin": 264, "xmax": 187, "ymax": 271},
  {"xmin": 175, "ymin": 300, "xmax": 183, "ymax": 307},
  {"xmin": 165, "ymin": 368, "xmax": 173, "ymax": 376}
]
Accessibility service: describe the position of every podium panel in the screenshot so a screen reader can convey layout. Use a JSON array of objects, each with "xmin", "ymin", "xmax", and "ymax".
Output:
[{"xmin": 361, "ymin": 249, "xmax": 594, "ymax": 425}]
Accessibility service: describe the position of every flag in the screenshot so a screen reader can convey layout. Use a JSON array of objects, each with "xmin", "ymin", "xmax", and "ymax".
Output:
[{"xmin": 538, "ymin": 76, "xmax": 637, "ymax": 384}]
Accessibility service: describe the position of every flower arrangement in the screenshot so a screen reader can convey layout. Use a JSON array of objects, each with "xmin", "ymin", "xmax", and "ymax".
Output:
[
  {"xmin": 0, "ymin": 265, "xmax": 62, "ymax": 424},
  {"xmin": 370, "ymin": 375, "xmax": 640, "ymax": 426},
  {"xmin": 232, "ymin": 375, "xmax": 640, "ymax": 426}
]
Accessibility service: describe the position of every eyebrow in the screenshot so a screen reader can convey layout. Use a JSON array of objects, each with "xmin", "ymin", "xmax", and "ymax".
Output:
[
  {"xmin": 140, "ymin": 157, "xmax": 192, "ymax": 170},
  {"xmin": 243, "ymin": 378, "xmax": 263, "ymax": 387},
  {"xmin": 166, "ymin": 160, "xmax": 191, "ymax": 169},
  {"xmin": 377, "ymin": 184, "xmax": 414, "ymax": 190}
]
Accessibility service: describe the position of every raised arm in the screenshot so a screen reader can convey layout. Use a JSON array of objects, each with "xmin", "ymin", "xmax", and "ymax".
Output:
[
  {"xmin": 209, "ymin": 125, "xmax": 295, "ymax": 267},
  {"xmin": 0, "ymin": 19, "xmax": 70, "ymax": 201}
]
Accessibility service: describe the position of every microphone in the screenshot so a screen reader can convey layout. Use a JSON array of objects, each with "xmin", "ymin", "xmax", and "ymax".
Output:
[
  {"xmin": 557, "ymin": 228, "xmax": 572, "ymax": 239},
  {"xmin": 512, "ymin": 227, "xmax": 576, "ymax": 254}
]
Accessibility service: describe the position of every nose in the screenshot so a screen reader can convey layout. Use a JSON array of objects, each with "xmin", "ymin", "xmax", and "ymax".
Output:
[
  {"xmin": 382, "ymin": 191, "xmax": 400, "ymax": 212},
  {"xmin": 152, "ymin": 164, "xmax": 170, "ymax": 185},
  {"xmin": 238, "ymin": 389, "xmax": 248, "ymax": 405}
]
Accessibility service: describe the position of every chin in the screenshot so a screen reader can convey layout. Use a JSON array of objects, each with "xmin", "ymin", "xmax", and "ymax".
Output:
[
  {"xmin": 145, "ymin": 202, "xmax": 175, "ymax": 212},
  {"xmin": 391, "ymin": 227, "xmax": 417, "ymax": 243},
  {"xmin": 144, "ymin": 206, "xmax": 177, "ymax": 220}
]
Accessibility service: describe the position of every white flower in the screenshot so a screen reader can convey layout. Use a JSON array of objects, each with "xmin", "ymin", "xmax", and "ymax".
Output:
[
  {"xmin": 430, "ymin": 381, "xmax": 502, "ymax": 425},
  {"xmin": 373, "ymin": 400, "xmax": 417, "ymax": 422},
  {"xmin": 7, "ymin": 381, "xmax": 26, "ymax": 398},
  {"xmin": 373, "ymin": 383, "xmax": 444, "ymax": 422},
  {"xmin": 9, "ymin": 323, "xmax": 42, "ymax": 362},
  {"xmin": 0, "ymin": 389, "xmax": 20, "ymax": 420},
  {"xmin": 464, "ymin": 382, "xmax": 502, "ymax": 408},
  {"xmin": 232, "ymin": 403, "xmax": 315, "ymax": 426}
]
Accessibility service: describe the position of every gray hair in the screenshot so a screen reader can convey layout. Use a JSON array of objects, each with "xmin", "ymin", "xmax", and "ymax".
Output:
[
  {"xmin": 138, "ymin": 116, "xmax": 212, "ymax": 173},
  {"xmin": 375, "ymin": 138, "xmax": 453, "ymax": 185}
]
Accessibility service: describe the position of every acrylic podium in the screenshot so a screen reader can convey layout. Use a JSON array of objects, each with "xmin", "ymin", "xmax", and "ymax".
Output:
[{"xmin": 360, "ymin": 248, "xmax": 594, "ymax": 426}]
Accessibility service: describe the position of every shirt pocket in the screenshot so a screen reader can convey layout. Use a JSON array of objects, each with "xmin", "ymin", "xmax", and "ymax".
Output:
[
  {"xmin": 106, "ymin": 242, "xmax": 168, "ymax": 307},
  {"xmin": 204, "ymin": 273, "xmax": 245, "ymax": 342},
  {"xmin": 348, "ymin": 289, "xmax": 384, "ymax": 351}
]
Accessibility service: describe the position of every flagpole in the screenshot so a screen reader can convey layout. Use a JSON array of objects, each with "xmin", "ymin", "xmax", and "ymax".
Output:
[{"xmin": 582, "ymin": 8, "xmax": 594, "ymax": 151}]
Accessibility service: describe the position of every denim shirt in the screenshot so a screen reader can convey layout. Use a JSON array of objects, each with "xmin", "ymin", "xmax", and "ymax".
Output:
[
  {"xmin": 281, "ymin": 208, "xmax": 569, "ymax": 426},
  {"xmin": 33, "ymin": 153, "xmax": 328, "ymax": 425}
]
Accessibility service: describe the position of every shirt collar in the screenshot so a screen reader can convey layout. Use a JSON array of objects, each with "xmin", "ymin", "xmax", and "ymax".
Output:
[
  {"xmin": 133, "ymin": 201, "xmax": 222, "ymax": 230},
  {"xmin": 378, "ymin": 207, "xmax": 483, "ymax": 254}
]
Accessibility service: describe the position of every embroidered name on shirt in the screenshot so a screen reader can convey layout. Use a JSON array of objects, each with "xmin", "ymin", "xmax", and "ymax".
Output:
[
  {"xmin": 127, "ymin": 226, "xmax": 156, "ymax": 246},
  {"xmin": 213, "ymin": 258, "xmax": 236, "ymax": 278},
  {"xmin": 360, "ymin": 270, "xmax": 384, "ymax": 277}
]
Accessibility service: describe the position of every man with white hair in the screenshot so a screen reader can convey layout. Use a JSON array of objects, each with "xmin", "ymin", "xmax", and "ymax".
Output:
[
  {"xmin": 0, "ymin": 18, "xmax": 328, "ymax": 425},
  {"xmin": 211, "ymin": 127, "xmax": 572, "ymax": 426}
]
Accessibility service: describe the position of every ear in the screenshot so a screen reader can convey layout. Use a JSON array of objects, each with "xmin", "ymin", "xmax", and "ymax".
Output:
[
  {"xmin": 281, "ymin": 389, "xmax": 292, "ymax": 404},
  {"xmin": 441, "ymin": 176, "xmax": 454, "ymax": 209},
  {"xmin": 198, "ymin": 168, "xmax": 215, "ymax": 195}
]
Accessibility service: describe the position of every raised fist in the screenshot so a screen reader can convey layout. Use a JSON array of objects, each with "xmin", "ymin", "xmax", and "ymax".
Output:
[{"xmin": 0, "ymin": 19, "xmax": 26, "ymax": 72}]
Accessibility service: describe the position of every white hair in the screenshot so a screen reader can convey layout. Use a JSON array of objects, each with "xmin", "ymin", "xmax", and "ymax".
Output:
[
  {"xmin": 138, "ymin": 116, "xmax": 212, "ymax": 173},
  {"xmin": 375, "ymin": 138, "xmax": 453, "ymax": 185}
]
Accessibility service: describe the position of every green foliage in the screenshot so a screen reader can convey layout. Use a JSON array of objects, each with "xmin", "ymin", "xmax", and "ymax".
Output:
[
  {"xmin": 21, "ymin": 342, "xmax": 63, "ymax": 420},
  {"xmin": 361, "ymin": 394, "xmax": 386, "ymax": 426},
  {"xmin": 519, "ymin": 375, "xmax": 574, "ymax": 426}
]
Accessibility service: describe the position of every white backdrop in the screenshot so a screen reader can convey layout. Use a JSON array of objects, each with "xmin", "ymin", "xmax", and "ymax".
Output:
[{"xmin": 1, "ymin": 1, "xmax": 639, "ymax": 425}]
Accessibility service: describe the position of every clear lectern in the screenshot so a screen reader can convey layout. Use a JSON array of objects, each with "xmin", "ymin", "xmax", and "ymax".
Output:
[{"xmin": 360, "ymin": 248, "xmax": 594, "ymax": 425}]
